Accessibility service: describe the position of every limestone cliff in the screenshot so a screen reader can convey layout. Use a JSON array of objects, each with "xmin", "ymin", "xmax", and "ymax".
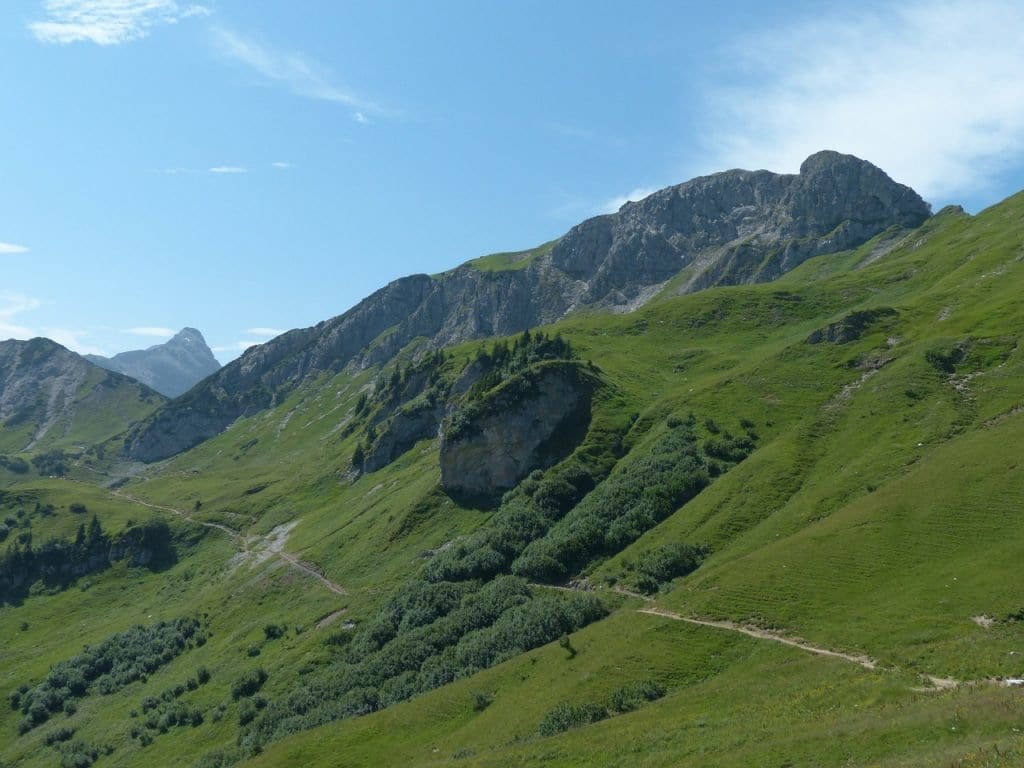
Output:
[{"xmin": 438, "ymin": 362, "xmax": 596, "ymax": 505}]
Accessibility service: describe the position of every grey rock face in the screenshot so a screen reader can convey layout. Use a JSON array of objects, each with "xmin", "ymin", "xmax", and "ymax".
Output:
[
  {"xmin": 438, "ymin": 363, "xmax": 595, "ymax": 505},
  {"xmin": 87, "ymin": 327, "xmax": 221, "ymax": 398},
  {"xmin": 362, "ymin": 400, "xmax": 444, "ymax": 474},
  {"xmin": 127, "ymin": 151, "xmax": 930, "ymax": 462}
]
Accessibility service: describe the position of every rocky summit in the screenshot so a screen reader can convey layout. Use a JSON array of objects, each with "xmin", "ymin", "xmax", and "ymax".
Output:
[{"xmin": 87, "ymin": 327, "xmax": 221, "ymax": 399}]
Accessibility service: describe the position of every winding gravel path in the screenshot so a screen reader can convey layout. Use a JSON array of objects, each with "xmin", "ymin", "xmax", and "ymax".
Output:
[{"xmin": 111, "ymin": 490, "xmax": 348, "ymax": 596}]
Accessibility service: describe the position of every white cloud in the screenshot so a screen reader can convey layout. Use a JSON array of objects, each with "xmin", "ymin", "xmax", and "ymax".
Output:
[
  {"xmin": 246, "ymin": 327, "xmax": 284, "ymax": 337},
  {"xmin": 209, "ymin": 165, "xmax": 246, "ymax": 174},
  {"xmin": 0, "ymin": 293, "xmax": 106, "ymax": 355},
  {"xmin": 353, "ymin": 111, "xmax": 368, "ymax": 124},
  {"xmin": 127, "ymin": 326, "xmax": 175, "ymax": 337},
  {"xmin": 271, "ymin": 161, "xmax": 293, "ymax": 169},
  {"xmin": 30, "ymin": 0, "xmax": 209, "ymax": 46},
  {"xmin": 701, "ymin": 0, "xmax": 1024, "ymax": 203},
  {"xmin": 151, "ymin": 167, "xmax": 196, "ymax": 175},
  {"xmin": 212, "ymin": 340, "xmax": 264, "ymax": 353},
  {"xmin": 0, "ymin": 242, "xmax": 30, "ymax": 254},
  {"xmin": 44, "ymin": 328, "xmax": 106, "ymax": 356},
  {"xmin": 0, "ymin": 293, "xmax": 42, "ymax": 339},
  {"xmin": 600, "ymin": 187, "xmax": 657, "ymax": 215},
  {"xmin": 211, "ymin": 27, "xmax": 379, "ymax": 117}
]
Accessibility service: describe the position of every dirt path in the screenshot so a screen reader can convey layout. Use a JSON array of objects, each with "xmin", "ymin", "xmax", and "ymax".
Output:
[
  {"xmin": 277, "ymin": 551, "xmax": 347, "ymax": 595},
  {"xmin": 638, "ymin": 606, "xmax": 877, "ymax": 670},
  {"xmin": 111, "ymin": 490, "xmax": 348, "ymax": 596},
  {"xmin": 636, "ymin": 606, "xmax": 1019, "ymax": 691},
  {"xmin": 532, "ymin": 583, "xmax": 1000, "ymax": 689},
  {"xmin": 113, "ymin": 490, "xmax": 243, "ymax": 542}
]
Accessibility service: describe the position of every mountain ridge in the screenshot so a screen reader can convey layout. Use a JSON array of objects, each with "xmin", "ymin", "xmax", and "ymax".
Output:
[
  {"xmin": 0, "ymin": 337, "xmax": 165, "ymax": 454},
  {"xmin": 125, "ymin": 150, "xmax": 930, "ymax": 462}
]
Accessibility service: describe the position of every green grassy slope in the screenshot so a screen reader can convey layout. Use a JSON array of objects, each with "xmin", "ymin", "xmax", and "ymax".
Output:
[{"xmin": 4, "ymin": 194, "xmax": 1024, "ymax": 766}]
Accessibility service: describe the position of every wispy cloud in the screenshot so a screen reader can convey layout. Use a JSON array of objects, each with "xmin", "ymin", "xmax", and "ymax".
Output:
[
  {"xmin": 30, "ymin": 0, "xmax": 209, "ymax": 46},
  {"xmin": 0, "ymin": 293, "xmax": 42, "ymax": 338},
  {"xmin": 0, "ymin": 242, "xmax": 30, "ymax": 254},
  {"xmin": 127, "ymin": 326, "xmax": 175, "ymax": 337},
  {"xmin": 701, "ymin": 0, "xmax": 1024, "ymax": 203},
  {"xmin": 45, "ymin": 328, "xmax": 106, "ymax": 356},
  {"xmin": 212, "ymin": 327, "xmax": 284, "ymax": 357},
  {"xmin": 208, "ymin": 165, "xmax": 246, "ymax": 174},
  {"xmin": 212, "ymin": 340, "xmax": 262, "ymax": 354},
  {"xmin": 600, "ymin": 187, "xmax": 657, "ymax": 215},
  {"xmin": 211, "ymin": 27, "xmax": 380, "ymax": 117},
  {"xmin": 271, "ymin": 161, "xmax": 293, "ymax": 170},
  {"xmin": 0, "ymin": 292, "xmax": 106, "ymax": 354}
]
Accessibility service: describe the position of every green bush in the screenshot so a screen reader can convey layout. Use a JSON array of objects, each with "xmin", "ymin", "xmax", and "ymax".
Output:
[
  {"xmin": 231, "ymin": 668, "xmax": 268, "ymax": 700},
  {"xmin": 610, "ymin": 681, "xmax": 665, "ymax": 712},
  {"xmin": 513, "ymin": 421, "xmax": 710, "ymax": 581},
  {"xmin": 634, "ymin": 542, "xmax": 708, "ymax": 594},
  {"xmin": 537, "ymin": 701, "xmax": 608, "ymax": 736},
  {"xmin": 14, "ymin": 617, "xmax": 201, "ymax": 732}
]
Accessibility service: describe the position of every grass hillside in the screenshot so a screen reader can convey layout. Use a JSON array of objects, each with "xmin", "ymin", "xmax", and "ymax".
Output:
[{"xmin": 3, "ymin": 194, "xmax": 1024, "ymax": 766}]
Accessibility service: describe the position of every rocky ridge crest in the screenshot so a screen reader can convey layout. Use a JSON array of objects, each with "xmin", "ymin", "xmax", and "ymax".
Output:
[{"xmin": 126, "ymin": 151, "xmax": 930, "ymax": 461}]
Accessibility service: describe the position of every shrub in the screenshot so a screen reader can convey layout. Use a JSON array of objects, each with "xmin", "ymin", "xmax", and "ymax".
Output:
[
  {"xmin": 610, "ymin": 681, "xmax": 665, "ymax": 712},
  {"xmin": 537, "ymin": 701, "xmax": 607, "ymax": 736},
  {"xmin": 471, "ymin": 691, "xmax": 493, "ymax": 711},
  {"xmin": 231, "ymin": 668, "xmax": 268, "ymax": 700},
  {"xmin": 263, "ymin": 624, "xmax": 286, "ymax": 640},
  {"xmin": 634, "ymin": 542, "xmax": 708, "ymax": 594}
]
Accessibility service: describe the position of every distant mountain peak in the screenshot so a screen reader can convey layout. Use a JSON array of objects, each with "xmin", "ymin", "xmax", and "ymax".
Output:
[{"xmin": 87, "ymin": 327, "xmax": 220, "ymax": 398}]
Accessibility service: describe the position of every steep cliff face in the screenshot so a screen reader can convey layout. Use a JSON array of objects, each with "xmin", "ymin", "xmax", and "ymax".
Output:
[
  {"xmin": 0, "ymin": 338, "xmax": 164, "ymax": 453},
  {"xmin": 87, "ymin": 327, "xmax": 221, "ymax": 398},
  {"xmin": 126, "ymin": 151, "xmax": 930, "ymax": 462},
  {"xmin": 438, "ymin": 363, "xmax": 596, "ymax": 505}
]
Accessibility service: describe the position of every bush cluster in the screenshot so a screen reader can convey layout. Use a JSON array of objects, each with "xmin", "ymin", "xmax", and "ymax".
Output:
[
  {"xmin": 512, "ymin": 421, "xmax": 710, "ymax": 581},
  {"xmin": 632, "ymin": 542, "xmax": 708, "ymax": 594},
  {"xmin": 0, "ymin": 455, "xmax": 30, "ymax": 474},
  {"xmin": 30, "ymin": 450, "xmax": 68, "ymax": 477},
  {"xmin": 235, "ymin": 577, "xmax": 604, "ymax": 754},
  {"xmin": 12, "ymin": 617, "xmax": 203, "ymax": 733},
  {"xmin": 538, "ymin": 680, "xmax": 665, "ymax": 737}
]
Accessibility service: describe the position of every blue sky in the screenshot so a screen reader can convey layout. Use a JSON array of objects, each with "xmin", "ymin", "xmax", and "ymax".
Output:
[{"xmin": 2, "ymin": 0, "xmax": 1024, "ymax": 362}]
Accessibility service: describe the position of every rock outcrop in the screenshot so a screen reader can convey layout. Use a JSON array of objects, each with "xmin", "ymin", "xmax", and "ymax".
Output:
[
  {"xmin": 805, "ymin": 307, "xmax": 899, "ymax": 345},
  {"xmin": 127, "ymin": 151, "xmax": 930, "ymax": 462},
  {"xmin": 438, "ymin": 363, "xmax": 596, "ymax": 505},
  {"xmin": 361, "ymin": 400, "xmax": 444, "ymax": 474},
  {"xmin": 87, "ymin": 327, "xmax": 220, "ymax": 398}
]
